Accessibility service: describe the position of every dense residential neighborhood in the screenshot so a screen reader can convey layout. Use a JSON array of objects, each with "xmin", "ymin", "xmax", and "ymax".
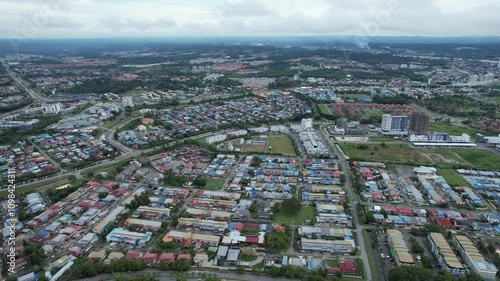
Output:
[{"xmin": 0, "ymin": 35, "xmax": 499, "ymax": 281}]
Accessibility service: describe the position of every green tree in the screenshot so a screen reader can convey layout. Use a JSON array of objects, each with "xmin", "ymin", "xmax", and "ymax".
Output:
[
  {"xmin": 193, "ymin": 177, "xmax": 207, "ymax": 187},
  {"xmin": 281, "ymin": 198, "xmax": 302, "ymax": 215},
  {"xmin": 265, "ymin": 232, "xmax": 290, "ymax": 250}
]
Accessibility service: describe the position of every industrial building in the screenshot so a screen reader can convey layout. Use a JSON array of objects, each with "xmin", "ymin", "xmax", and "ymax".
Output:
[
  {"xmin": 298, "ymin": 226, "xmax": 352, "ymax": 239},
  {"xmin": 92, "ymin": 206, "xmax": 125, "ymax": 234},
  {"xmin": 131, "ymin": 206, "xmax": 171, "ymax": 220},
  {"xmin": 123, "ymin": 218, "xmax": 162, "ymax": 231},
  {"xmin": 163, "ymin": 230, "xmax": 221, "ymax": 246},
  {"xmin": 301, "ymin": 238, "xmax": 355, "ymax": 253},
  {"xmin": 428, "ymin": 233, "xmax": 466, "ymax": 277},
  {"xmin": 106, "ymin": 228, "xmax": 153, "ymax": 246},
  {"xmin": 178, "ymin": 218, "xmax": 228, "ymax": 233},
  {"xmin": 451, "ymin": 235, "xmax": 498, "ymax": 281},
  {"xmin": 299, "ymin": 131, "xmax": 330, "ymax": 155}
]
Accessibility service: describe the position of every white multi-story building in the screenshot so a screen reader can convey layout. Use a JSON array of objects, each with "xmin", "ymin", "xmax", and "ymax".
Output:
[
  {"xmin": 301, "ymin": 118, "xmax": 314, "ymax": 130},
  {"xmin": 122, "ymin": 96, "xmax": 134, "ymax": 107},
  {"xmin": 41, "ymin": 103, "xmax": 62, "ymax": 114},
  {"xmin": 381, "ymin": 114, "xmax": 409, "ymax": 135},
  {"xmin": 452, "ymin": 235, "xmax": 498, "ymax": 281}
]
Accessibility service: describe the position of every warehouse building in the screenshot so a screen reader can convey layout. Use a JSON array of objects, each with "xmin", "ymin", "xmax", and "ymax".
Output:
[
  {"xmin": 301, "ymin": 238, "xmax": 355, "ymax": 253},
  {"xmin": 123, "ymin": 218, "xmax": 162, "ymax": 231},
  {"xmin": 386, "ymin": 229, "xmax": 414, "ymax": 266}
]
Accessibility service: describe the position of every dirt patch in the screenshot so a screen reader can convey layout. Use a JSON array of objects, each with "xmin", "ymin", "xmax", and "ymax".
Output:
[{"xmin": 423, "ymin": 153, "xmax": 456, "ymax": 163}]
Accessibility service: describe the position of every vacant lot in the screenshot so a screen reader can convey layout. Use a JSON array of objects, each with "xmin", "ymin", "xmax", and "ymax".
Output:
[
  {"xmin": 338, "ymin": 143, "xmax": 475, "ymax": 168},
  {"xmin": 339, "ymin": 143, "xmax": 429, "ymax": 164},
  {"xmin": 437, "ymin": 169, "xmax": 471, "ymax": 187},
  {"xmin": 274, "ymin": 206, "xmax": 315, "ymax": 224},
  {"xmin": 428, "ymin": 122, "xmax": 479, "ymax": 136},
  {"xmin": 269, "ymin": 135, "xmax": 296, "ymax": 156},
  {"xmin": 454, "ymin": 149, "xmax": 500, "ymax": 170},
  {"xmin": 420, "ymin": 148, "xmax": 467, "ymax": 164},
  {"xmin": 243, "ymin": 144, "xmax": 267, "ymax": 153},
  {"xmin": 370, "ymin": 137, "xmax": 403, "ymax": 143}
]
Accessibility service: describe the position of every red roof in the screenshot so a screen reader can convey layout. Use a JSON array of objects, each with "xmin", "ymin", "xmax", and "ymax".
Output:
[
  {"xmin": 125, "ymin": 251, "xmax": 142, "ymax": 259},
  {"xmin": 340, "ymin": 260, "xmax": 357, "ymax": 275},
  {"xmin": 435, "ymin": 218, "xmax": 455, "ymax": 229},
  {"xmin": 142, "ymin": 118, "xmax": 154, "ymax": 124},
  {"xmin": 68, "ymin": 225, "xmax": 82, "ymax": 231},
  {"xmin": 245, "ymin": 236, "xmax": 259, "ymax": 244},
  {"xmin": 372, "ymin": 192, "xmax": 384, "ymax": 201},
  {"xmin": 244, "ymin": 223, "xmax": 259, "ymax": 230},
  {"xmin": 176, "ymin": 253, "xmax": 191, "ymax": 260},
  {"xmin": 235, "ymin": 222, "xmax": 244, "ymax": 231},
  {"xmin": 181, "ymin": 239, "xmax": 191, "ymax": 248},
  {"xmin": 158, "ymin": 253, "xmax": 176, "ymax": 263},
  {"xmin": 465, "ymin": 212, "xmax": 476, "ymax": 219},
  {"xmin": 143, "ymin": 253, "xmax": 159, "ymax": 263},
  {"xmin": 397, "ymin": 207, "xmax": 413, "ymax": 216},
  {"xmin": 383, "ymin": 205, "xmax": 398, "ymax": 214}
]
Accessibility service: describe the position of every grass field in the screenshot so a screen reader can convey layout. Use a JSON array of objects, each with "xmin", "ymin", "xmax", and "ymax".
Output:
[
  {"xmin": 104, "ymin": 118, "xmax": 124, "ymax": 129},
  {"xmin": 268, "ymin": 135, "xmax": 296, "ymax": 155},
  {"xmin": 454, "ymin": 149, "xmax": 500, "ymax": 170},
  {"xmin": 437, "ymin": 169, "xmax": 470, "ymax": 187},
  {"xmin": 369, "ymin": 137, "xmax": 403, "ymax": 143},
  {"xmin": 340, "ymin": 93, "xmax": 367, "ymax": 99},
  {"xmin": 420, "ymin": 148, "xmax": 468, "ymax": 164},
  {"xmin": 241, "ymin": 254, "xmax": 258, "ymax": 262},
  {"xmin": 428, "ymin": 122, "xmax": 479, "ymax": 136},
  {"xmin": 243, "ymin": 144, "xmax": 267, "ymax": 153},
  {"xmin": 203, "ymin": 178, "xmax": 225, "ymax": 190},
  {"xmin": 487, "ymin": 95, "xmax": 500, "ymax": 105},
  {"xmin": 317, "ymin": 104, "xmax": 333, "ymax": 115},
  {"xmin": 274, "ymin": 206, "xmax": 315, "ymax": 224},
  {"xmin": 326, "ymin": 259, "xmax": 339, "ymax": 268}
]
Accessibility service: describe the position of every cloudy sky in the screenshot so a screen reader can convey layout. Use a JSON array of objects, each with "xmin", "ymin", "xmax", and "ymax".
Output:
[{"xmin": 2, "ymin": 0, "xmax": 499, "ymax": 38}]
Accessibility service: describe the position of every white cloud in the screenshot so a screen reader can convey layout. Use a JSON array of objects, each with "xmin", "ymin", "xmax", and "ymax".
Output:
[{"xmin": 1, "ymin": 0, "xmax": 499, "ymax": 38}]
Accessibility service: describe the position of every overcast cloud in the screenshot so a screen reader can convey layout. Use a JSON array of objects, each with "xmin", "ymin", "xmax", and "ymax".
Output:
[{"xmin": 2, "ymin": 0, "xmax": 499, "ymax": 38}]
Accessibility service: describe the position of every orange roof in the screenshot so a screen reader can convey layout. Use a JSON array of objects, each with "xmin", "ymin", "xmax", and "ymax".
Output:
[
  {"xmin": 162, "ymin": 235, "xmax": 174, "ymax": 243},
  {"xmin": 274, "ymin": 225, "xmax": 286, "ymax": 233}
]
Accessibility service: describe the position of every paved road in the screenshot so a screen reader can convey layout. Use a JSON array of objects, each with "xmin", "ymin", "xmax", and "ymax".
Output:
[
  {"xmin": 14, "ymin": 129, "xmax": 235, "ymax": 191},
  {"xmin": 0, "ymin": 58, "xmax": 46, "ymax": 102},
  {"xmin": 75, "ymin": 270, "xmax": 291, "ymax": 281},
  {"xmin": 319, "ymin": 124, "xmax": 375, "ymax": 281}
]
